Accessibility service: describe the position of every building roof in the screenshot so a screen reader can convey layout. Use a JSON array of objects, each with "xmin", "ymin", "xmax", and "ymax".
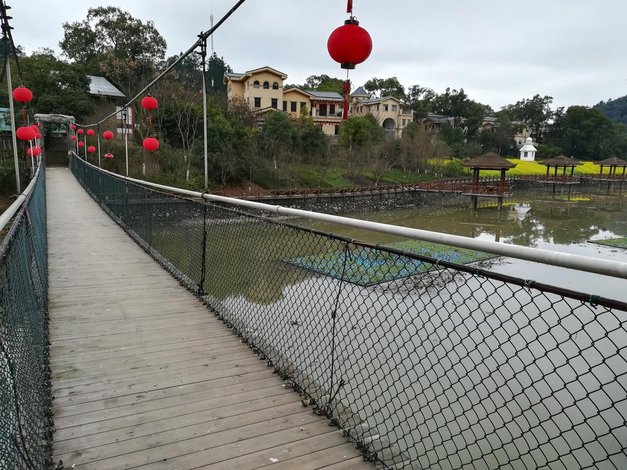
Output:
[
  {"xmin": 596, "ymin": 156, "xmax": 627, "ymax": 167},
  {"xmin": 224, "ymin": 72, "xmax": 245, "ymax": 80},
  {"xmin": 422, "ymin": 113, "xmax": 455, "ymax": 125},
  {"xmin": 463, "ymin": 152, "xmax": 517, "ymax": 170},
  {"xmin": 520, "ymin": 137, "xmax": 537, "ymax": 152},
  {"xmin": 351, "ymin": 86, "xmax": 369, "ymax": 97},
  {"xmin": 308, "ymin": 90, "xmax": 343, "ymax": 100},
  {"xmin": 541, "ymin": 155, "xmax": 582, "ymax": 167},
  {"xmin": 87, "ymin": 75, "xmax": 125, "ymax": 98},
  {"xmin": 225, "ymin": 66, "xmax": 288, "ymax": 82},
  {"xmin": 283, "ymin": 86, "xmax": 312, "ymax": 97},
  {"xmin": 359, "ymin": 96, "xmax": 404, "ymax": 105}
]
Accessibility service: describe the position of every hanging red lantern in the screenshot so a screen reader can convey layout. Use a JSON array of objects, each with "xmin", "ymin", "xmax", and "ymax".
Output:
[
  {"xmin": 12, "ymin": 86, "xmax": 33, "ymax": 103},
  {"xmin": 103, "ymin": 130, "xmax": 114, "ymax": 140},
  {"xmin": 87, "ymin": 129, "xmax": 95, "ymax": 136},
  {"xmin": 88, "ymin": 145, "xmax": 96, "ymax": 153},
  {"xmin": 78, "ymin": 141, "xmax": 85, "ymax": 148},
  {"xmin": 104, "ymin": 153, "xmax": 114, "ymax": 159},
  {"xmin": 35, "ymin": 132, "xmax": 42, "ymax": 140},
  {"xmin": 26, "ymin": 147, "xmax": 42, "ymax": 157},
  {"xmin": 70, "ymin": 124, "xmax": 77, "ymax": 131},
  {"xmin": 327, "ymin": 20, "xmax": 372, "ymax": 70},
  {"xmin": 141, "ymin": 95, "xmax": 158, "ymax": 110},
  {"xmin": 143, "ymin": 137, "xmax": 160, "ymax": 151},
  {"xmin": 29, "ymin": 124, "xmax": 39, "ymax": 133},
  {"xmin": 77, "ymin": 128, "xmax": 84, "ymax": 135},
  {"xmin": 16, "ymin": 126, "xmax": 37, "ymax": 141},
  {"xmin": 70, "ymin": 135, "xmax": 77, "ymax": 142}
]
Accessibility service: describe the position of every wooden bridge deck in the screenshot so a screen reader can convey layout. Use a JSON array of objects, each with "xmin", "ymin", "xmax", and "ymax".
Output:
[{"xmin": 47, "ymin": 167, "xmax": 370, "ymax": 470}]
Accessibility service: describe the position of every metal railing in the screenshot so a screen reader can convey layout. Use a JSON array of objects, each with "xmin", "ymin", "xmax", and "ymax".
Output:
[
  {"xmin": 0, "ymin": 162, "xmax": 52, "ymax": 469},
  {"xmin": 71, "ymin": 155, "xmax": 627, "ymax": 469}
]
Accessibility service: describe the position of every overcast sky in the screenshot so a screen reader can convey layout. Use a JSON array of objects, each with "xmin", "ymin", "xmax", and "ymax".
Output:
[{"xmin": 11, "ymin": 0, "xmax": 627, "ymax": 110}]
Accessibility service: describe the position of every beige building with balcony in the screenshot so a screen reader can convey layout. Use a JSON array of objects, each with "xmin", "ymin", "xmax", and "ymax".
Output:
[
  {"xmin": 225, "ymin": 67, "xmax": 413, "ymax": 137},
  {"xmin": 350, "ymin": 94, "xmax": 413, "ymax": 137}
]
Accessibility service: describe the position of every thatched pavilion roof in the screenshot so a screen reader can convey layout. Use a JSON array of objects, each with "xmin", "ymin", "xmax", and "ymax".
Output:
[
  {"xmin": 463, "ymin": 152, "xmax": 516, "ymax": 170},
  {"xmin": 541, "ymin": 155, "xmax": 582, "ymax": 167},
  {"xmin": 595, "ymin": 156, "xmax": 627, "ymax": 167}
]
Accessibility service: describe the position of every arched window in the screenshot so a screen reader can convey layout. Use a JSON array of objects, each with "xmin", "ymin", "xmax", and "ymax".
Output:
[
  {"xmin": 263, "ymin": 81, "xmax": 270, "ymax": 89},
  {"xmin": 253, "ymin": 80, "xmax": 260, "ymax": 88},
  {"xmin": 272, "ymin": 82, "xmax": 279, "ymax": 90}
]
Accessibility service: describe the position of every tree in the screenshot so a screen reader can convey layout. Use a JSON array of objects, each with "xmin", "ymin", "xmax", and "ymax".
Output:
[
  {"xmin": 502, "ymin": 94, "xmax": 553, "ymax": 142},
  {"xmin": 206, "ymin": 53, "xmax": 232, "ymax": 95},
  {"xmin": 364, "ymin": 77, "xmax": 406, "ymax": 100},
  {"xmin": 594, "ymin": 95, "xmax": 627, "ymax": 126},
  {"xmin": 4, "ymin": 51, "xmax": 95, "ymax": 119},
  {"xmin": 259, "ymin": 112, "xmax": 294, "ymax": 169},
  {"xmin": 303, "ymin": 74, "xmax": 344, "ymax": 94},
  {"xmin": 551, "ymin": 106, "xmax": 626, "ymax": 160},
  {"xmin": 60, "ymin": 7, "xmax": 167, "ymax": 96},
  {"xmin": 479, "ymin": 111, "xmax": 516, "ymax": 155},
  {"xmin": 406, "ymin": 85, "xmax": 436, "ymax": 118},
  {"xmin": 399, "ymin": 122, "xmax": 435, "ymax": 173}
]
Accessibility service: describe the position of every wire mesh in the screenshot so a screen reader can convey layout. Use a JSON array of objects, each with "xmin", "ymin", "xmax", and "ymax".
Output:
[
  {"xmin": 0, "ymin": 165, "xmax": 52, "ymax": 469},
  {"xmin": 72, "ymin": 156, "xmax": 627, "ymax": 470}
]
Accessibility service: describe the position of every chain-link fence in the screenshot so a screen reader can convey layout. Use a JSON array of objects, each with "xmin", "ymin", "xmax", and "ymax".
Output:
[
  {"xmin": 0, "ymin": 165, "xmax": 52, "ymax": 469},
  {"xmin": 72, "ymin": 156, "xmax": 627, "ymax": 470}
]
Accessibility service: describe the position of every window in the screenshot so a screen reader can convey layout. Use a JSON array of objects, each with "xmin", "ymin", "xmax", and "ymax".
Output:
[
  {"xmin": 253, "ymin": 80, "xmax": 260, "ymax": 89},
  {"xmin": 334, "ymin": 125, "xmax": 340, "ymax": 135},
  {"xmin": 283, "ymin": 101, "xmax": 288, "ymax": 112},
  {"xmin": 254, "ymin": 97, "xmax": 261, "ymax": 108},
  {"xmin": 319, "ymin": 103, "xmax": 328, "ymax": 116},
  {"xmin": 392, "ymin": 105, "xmax": 398, "ymax": 112},
  {"xmin": 272, "ymin": 82, "xmax": 279, "ymax": 90},
  {"xmin": 384, "ymin": 104, "xmax": 389, "ymax": 112},
  {"xmin": 271, "ymin": 98, "xmax": 278, "ymax": 109},
  {"xmin": 376, "ymin": 104, "xmax": 380, "ymax": 111},
  {"xmin": 291, "ymin": 101, "xmax": 297, "ymax": 112},
  {"xmin": 300, "ymin": 102, "xmax": 306, "ymax": 110},
  {"xmin": 330, "ymin": 104, "xmax": 336, "ymax": 115},
  {"xmin": 263, "ymin": 81, "xmax": 270, "ymax": 89}
]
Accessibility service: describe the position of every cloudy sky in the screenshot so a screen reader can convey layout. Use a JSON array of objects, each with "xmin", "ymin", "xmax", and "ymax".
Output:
[{"xmin": 11, "ymin": 0, "xmax": 627, "ymax": 110}]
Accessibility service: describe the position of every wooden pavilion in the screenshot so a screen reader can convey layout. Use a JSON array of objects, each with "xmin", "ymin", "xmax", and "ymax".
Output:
[
  {"xmin": 594, "ymin": 156, "xmax": 627, "ymax": 193},
  {"xmin": 463, "ymin": 152, "xmax": 516, "ymax": 210},
  {"xmin": 538, "ymin": 155, "xmax": 582, "ymax": 199}
]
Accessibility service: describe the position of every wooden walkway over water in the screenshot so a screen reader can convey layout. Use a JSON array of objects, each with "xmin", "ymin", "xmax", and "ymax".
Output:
[{"xmin": 47, "ymin": 168, "xmax": 370, "ymax": 469}]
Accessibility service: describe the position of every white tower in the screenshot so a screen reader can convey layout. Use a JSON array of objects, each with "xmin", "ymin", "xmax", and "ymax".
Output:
[{"xmin": 519, "ymin": 137, "xmax": 537, "ymax": 161}]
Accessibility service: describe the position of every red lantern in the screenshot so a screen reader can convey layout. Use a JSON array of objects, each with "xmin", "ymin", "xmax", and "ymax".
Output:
[
  {"xmin": 29, "ymin": 124, "xmax": 39, "ymax": 133},
  {"xmin": 143, "ymin": 137, "xmax": 160, "ymax": 151},
  {"xmin": 141, "ymin": 95, "xmax": 158, "ymax": 110},
  {"xmin": 70, "ymin": 135, "xmax": 77, "ymax": 142},
  {"xmin": 70, "ymin": 124, "xmax": 77, "ymax": 131},
  {"xmin": 88, "ymin": 145, "xmax": 96, "ymax": 153},
  {"xmin": 103, "ymin": 130, "xmax": 114, "ymax": 140},
  {"xmin": 104, "ymin": 153, "xmax": 114, "ymax": 159},
  {"xmin": 327, "ymin": 20, "xmax": 372, "ymax": 69},
  {"xmin": 77, "ymin": 128, "xmax": 84, "ymax": 135},
  {"xmin": 78, "ymin": 141, "xmax": 85, "ymax": 148},
  {"xmin": 12, "ymin": 86, "xmax": 33, "ymax": 103},
  {"xmin": 87, "ymin": 129, "xmax": 95, "ymax": 136},
  {"xmin": 26, "ymin": 147, "xmax": 42, "ymax": 157},
  {"xmin": 16, "ymin": 126, "xmax": 37, "ymax": 141}
]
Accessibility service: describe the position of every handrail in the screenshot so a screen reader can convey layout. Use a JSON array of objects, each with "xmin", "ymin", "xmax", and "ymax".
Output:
[
  {"xmin": 73, "ymin": 154, "xmax": 627, "ymax": 279},
  {"xmin": 0, "ymin": 162, "xmax": 41, "ymax": 232}
]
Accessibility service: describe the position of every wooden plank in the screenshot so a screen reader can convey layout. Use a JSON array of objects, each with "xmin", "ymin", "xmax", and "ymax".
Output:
[{"xmin": 47, "ymin": 168, "xmax": 372, "ymax": 470}]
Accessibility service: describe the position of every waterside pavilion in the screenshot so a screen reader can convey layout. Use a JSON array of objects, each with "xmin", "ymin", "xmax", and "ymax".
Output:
[{"xmin": 463, "ymin": 152, "xmax": 516, "ymax": 210}]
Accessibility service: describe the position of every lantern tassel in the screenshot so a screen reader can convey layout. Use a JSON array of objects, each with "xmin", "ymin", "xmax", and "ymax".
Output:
[{"xmin": 347, "ymin": 0, "xmax": 353, "ymax": 14}]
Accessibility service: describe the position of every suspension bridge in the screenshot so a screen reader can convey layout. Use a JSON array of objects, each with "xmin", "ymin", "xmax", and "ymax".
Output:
[
  {"xmin": 2, "ymin": 0, "xmax": 627, "ymax": 466},
  {"xmin": 2, "ymin": 155, "xmax": 627, "ymax": 469}
]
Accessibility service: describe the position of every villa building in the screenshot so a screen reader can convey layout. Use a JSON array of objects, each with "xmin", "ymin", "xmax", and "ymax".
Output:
[
  {"xmin": 225, "ymin": 66, "xmax": 413, "ymax": 137},
  {"xmin": 349, "ymin": 95, "xmax": 414, "ymax": 137}
]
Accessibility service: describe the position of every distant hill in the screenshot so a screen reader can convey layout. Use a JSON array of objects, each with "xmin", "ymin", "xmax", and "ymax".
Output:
[{"xmin": 595, "ymin": 95, "xmax": 627, "ymax": 125}]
